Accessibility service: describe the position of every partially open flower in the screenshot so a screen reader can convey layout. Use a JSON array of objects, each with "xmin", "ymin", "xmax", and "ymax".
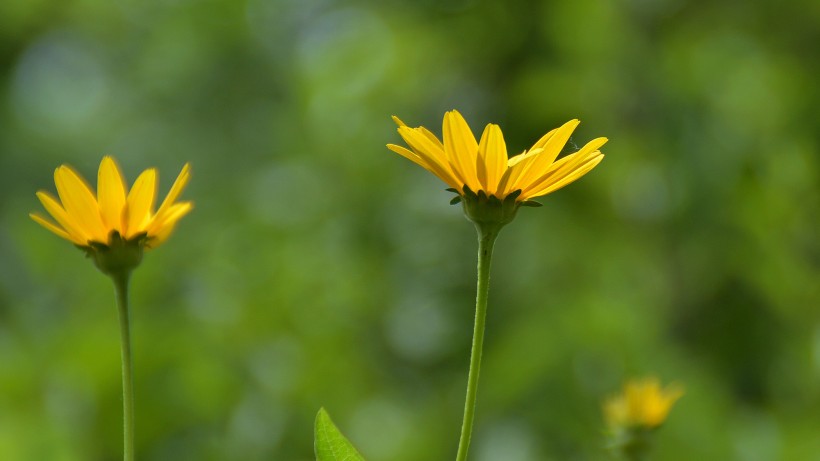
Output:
[
  {"xmin": 31, "ymin": 156, "xmax": 192, "ymax": 275},
  {"xmin": 387, "ymin": 110, "xmax": 606, "ymax": 203},
  {"xmin": 604, "ymin": 377, "xmax": 684, "ymax": 430},
  {"xmin": 603, "ymin": 377, "xmax": 683, "ymax": 460},
  {"xmin": 388, "ymin": 110, "xmax": 606, "ymax": 231}
]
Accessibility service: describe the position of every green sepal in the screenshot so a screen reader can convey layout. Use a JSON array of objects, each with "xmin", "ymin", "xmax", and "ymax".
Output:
[
  {"xmin": 507, "ymin": 189, "xmax": 523, "ymax": 201},
  {"xmin": 314, "ymin": 408, "xmax": 366, "ymax": 461},
  {"xmin": 606, "ymin": 426, "xmax": 655, "ymax": 461},
  {"xmin": 79, "ymin": 231, "xmax": 148, "ymax": 278},
  {"xmin": 460, "ymin": 186, "xmax": 523, "ymax": 234},
  {"xmin": 448, "ymin": 187, "xmax": 462, "ymax": 204},
  {"xmin": 521, "ymin": 200, "xmax": 542, "ymax": 207}
]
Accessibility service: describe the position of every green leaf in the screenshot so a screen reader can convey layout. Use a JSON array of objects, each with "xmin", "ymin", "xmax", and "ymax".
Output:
[
  {"xmin": 521, "ymin": 200, "xmax": 543, "ymax": 207},
  {"xmin": 314, "ymin": 408, "xmax": 366, "ymax": 461}
]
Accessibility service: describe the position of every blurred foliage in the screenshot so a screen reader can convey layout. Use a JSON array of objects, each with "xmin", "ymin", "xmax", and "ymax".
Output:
[
  {"xmin": 315, "ymin": 408, "xmax": 365, "ymax": 461},
  {"xmin": 1, "ymin": 0, "xmax": 818, "ymax": 460}
]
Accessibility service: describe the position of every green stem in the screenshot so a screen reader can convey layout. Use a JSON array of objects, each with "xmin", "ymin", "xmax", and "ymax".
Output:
[
  {"xmin": 455, "ymin": 226, "xmax": 499, "ymax": 461},
  {"xmin": 112, "ymin": 272, "xmax": 135, "ymax": 461}
]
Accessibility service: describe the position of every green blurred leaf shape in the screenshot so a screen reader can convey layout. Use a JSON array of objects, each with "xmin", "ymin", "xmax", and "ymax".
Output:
[{"xmin": 315, "ymin": 407, "xmax": 366, "ymax": 461}]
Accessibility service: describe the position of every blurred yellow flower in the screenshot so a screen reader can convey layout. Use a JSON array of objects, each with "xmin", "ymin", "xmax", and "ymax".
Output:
[
  {"xmin": 387, "ymin": 110, "xmax": 606, "ymax": 202},
  {"xmin": 30, "ymin": 156, "xmax": 192, "ymax": 249},
  {"xmin": 604, "ymin": 377, "xmax": 684, "ymax": 430}
]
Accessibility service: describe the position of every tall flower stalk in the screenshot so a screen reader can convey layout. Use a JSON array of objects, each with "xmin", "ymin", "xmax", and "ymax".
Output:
[
  {"xmin": 455, "ymin": 221, "xmax": 496, "ymax": 461},
  {"xmin": 31, "ymin": 157, "xmax": 192, "ymax": 461},
  {"xmin": 388, "ymin": 110, "xmax": 606, "ymax": 460},
  {"xmin": 113, "ymin": 271, "xmax": 135, "ymax": 461}
]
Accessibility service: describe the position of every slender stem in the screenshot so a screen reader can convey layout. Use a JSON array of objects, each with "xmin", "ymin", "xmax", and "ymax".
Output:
[
  {"xmin": 456, "ymin": 227, "xmax": 499, "ymax": 461},
  {"xmin": 112, "ymin": 272, "xmax": 135, "ymax": 461}
]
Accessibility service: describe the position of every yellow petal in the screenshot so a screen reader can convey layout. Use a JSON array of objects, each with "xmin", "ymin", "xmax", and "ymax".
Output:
[
  {"xmin": 535, "ymin": 119, "xmax": 579, "ymax": 162},
  {"xmin": 413, "ymin": 126, "xmax": 464, "ymax": 185},
  {"xmin": 476, "ymin": 124, "xmax": 508, "ymax": 195},
  {"xmin": 146, "ymin": 201, "xmax": 193, "ymax": 236},
  {"xmin": 125, "ymin": 168, "xmax": 157, "ymax": 238},
  {"xmin": 397, "ymin": 126, "xmax": 461, "ymax": 189},
  {"xmin": 145, "ymin": 224, "xmax": 174, "ymax": 249},
  {"xmin": 499, "ymin": 151, "xmax": 538, "ymax": 197},
  {"xmin": 97, "ymin": 156, "xmax": 127, "ymax": 233},
  {"xmin": 547, "ymin": 136, "xmax": 607, "ymax": 180},
  {"xmin": 443, "ymin": 110, "xmax": 481, "ymax": 192},
  {"xmin": 512, "ymin": 119, "xmax": 580, "ymax": 192},
  {"xmin": 145, "ymin": 202, "xmax": 193, "ymax": 248},
  {"xmin": 521, "ymin": 137, "xmax": 608, "ymax": 197},
  {"xmin": 54, "ymin": 166, "xmax": 107, "ymax": 243},
  {"xmin": 29, "ymin": 212, "xmax": 79, "ymax": 244},
  {"xmin": 525, "ymin": 152, "xmax": 603, "ymax": 199},
  {"xmin": 394, "ymin": 115, "xmax": 445, "ymax": 150},
  {"xmin": 501, "ymin": 126, "xmax": 562, "ymax": 196},
  {"xmin": 417, "ymin": 125, "xmax": 464, "ymax": 185},
  {"xmin": 418, "ymin": 126, "xmax": 445, "ymax": 151},
  {"xmin": 387, "ymin": 144, "xmax": 436, "ymax": 173},
  {"xmin": 35, "ymin": 191, "xmax": 89, "ymax": 244},
  {"xmin": 525, "ymin": 126, "xmax": 560, "ymax": 153},
  {"xmin": 391, "ymin": 115, "xmax": 407, "ymax": 127},
  {"xmin": 154, "ymin": 163, "xmax": 191, "ymax": 221}
]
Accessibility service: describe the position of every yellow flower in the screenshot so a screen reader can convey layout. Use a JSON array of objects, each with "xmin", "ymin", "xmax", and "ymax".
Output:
[
  {"xmin": 604, "ymin": 377, "xmax": 684, "ymax": 430},
  {"xmin": 387, "ymin": 110, "xmax": 607, "ymax": 202},
  {"xmin": 30, "ymin": 156, "xmax": 192, "ymax": 249}
]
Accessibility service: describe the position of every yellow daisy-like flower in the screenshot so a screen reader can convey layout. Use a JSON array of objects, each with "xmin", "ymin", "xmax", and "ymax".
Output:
[
  {"xmin": 604, "ymin": 377, "xmax": 684, "ymax": 430},
  {"xmin": 387, "ymin": 110, "xmax": 607, "ymax": 202},
  {"xmin": 30, "ymin": 156, "xmax": 192, "ymax": 250}
]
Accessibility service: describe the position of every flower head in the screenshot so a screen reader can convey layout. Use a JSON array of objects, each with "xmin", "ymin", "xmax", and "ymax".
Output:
[
  {"xmin": 387, "ymin": 110, "xmax": 607, "ymax": 203},
  {"xmin": 604, "ymin": 377, "xmax": 684, "ymax": 430},
  {"xmin": 31, "ymin": 157, "xmax": 192, "ymax": 273}
]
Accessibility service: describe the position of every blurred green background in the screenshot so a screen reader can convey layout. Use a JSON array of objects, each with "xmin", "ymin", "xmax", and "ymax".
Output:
[{"xmin": 1, "ymin": 0, "xmax": 818, "ymax": 460}]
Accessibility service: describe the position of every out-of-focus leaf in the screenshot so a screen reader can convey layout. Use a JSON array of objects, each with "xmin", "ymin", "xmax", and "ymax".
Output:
[{"xmin": 314, "ymin": 407, "xmax": 366, "ymax": 461}]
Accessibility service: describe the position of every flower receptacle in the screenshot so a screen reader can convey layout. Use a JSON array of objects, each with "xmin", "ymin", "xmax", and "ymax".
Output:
[
  {"xmin": 458, "ymin": 187, "xmax": 522, "ymax": 235},
  {"xmin": 607, "ymin": 426, "xmax": 655, "ymax": 461},
  {"xmin": 82, "ymin": 231, "xmax": 147, "ymax": 278}
]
